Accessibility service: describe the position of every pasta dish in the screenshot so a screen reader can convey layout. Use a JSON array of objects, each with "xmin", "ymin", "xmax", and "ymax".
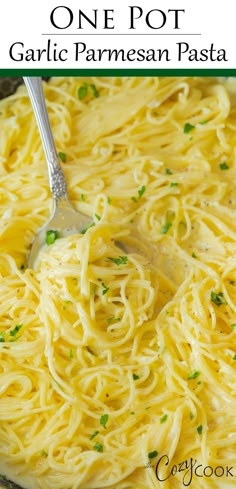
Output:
[{"xmin": 1, "ymin": 76, "xmax": 236, "ymax": 489}]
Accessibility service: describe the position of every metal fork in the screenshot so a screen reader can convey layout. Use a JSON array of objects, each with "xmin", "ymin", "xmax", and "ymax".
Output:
[{"xmin": 23, "ymin": 77, "xmax": 93, "ymax": 268}]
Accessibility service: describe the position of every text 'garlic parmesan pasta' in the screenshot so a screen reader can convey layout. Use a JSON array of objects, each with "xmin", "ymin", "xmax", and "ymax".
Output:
[{"xmin": 1, "ymin": 77, "xmax": 236, "ymax": 489}]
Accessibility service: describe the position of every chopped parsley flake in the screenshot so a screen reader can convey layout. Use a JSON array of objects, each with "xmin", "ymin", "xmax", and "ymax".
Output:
[
  {"xmin": 100, "ymin": 414, "xmax": 109, "ymax": 429},
  {"xmin": 20, "ymin": 263, "xmax": 25, "ymax": 270},
  {"xmin": 94, "ymin": 442, "xmax": 103, "ymax": 452},
  {"xmin": 199, "ymin": 120, "xmax": 208, "ymax": 125},
  {"xmin": 10, "ymin": 324, "xmax": 23, "ymax": 337},
  {"xmin": 197, "ymin": 425, "xmax": 203, "ymax": 435},
  {"xmin": 78, "ymin": 83, "xmax": 99, "ymax": 101},
  {"xmin": 94, "ymin": 213, "xmax": 101, "ymax": 221},
  {"xmin": 107, "ymin": 316, "xmax": 121, "ymax": 324},
  {"xmin": 0, "ymin": 332, "xmax": 5, "ymax": 343},
  {"xmin": 165, "ymin": 168, "xmax": 173, "ymax": 175},
  {"xmin": 138, "ymin": 185, "xmax": 146, "ymax": 199},
  {"xmin": 90, "ymin": 84, "xmax": 99, "ymax": 98},
  {"xmin": 81, "ymin": 194, "xmax": 86, "ymax": 201},
  {"xmin": 101, "ymin": 282, "xmax": 109, "ymax": 295},
  {"xmin": 170, "ymin": 182, "xmax": 178, "ymax": 187},
  {"xmin": 233, "ymin": 354, "xmax": 236, "ymax": 360},
  {"xmin": 107, "ymin": 196, "xmax": 112, "ymax": 204},
  {"xmin": 81, "ymin": 222, "xmax": 95, "ymax": 234},
  {"xmin": 58, "ymin": 152, "xmax": 67, "ymax": 163},
  {"xmin": 46, "ymin": 230, "xmax": 59, "ymax": 245},
  {"xmin": 89, "ymin": 431, "xmax": 99, "ymax": 440},
  {"xmin": 187, "ymin": 371, "xmax": 200, "ymax": 380},
  {"xmin": 161, "ymin": 222, "xmax": 172, "ymax": 235},
  {"xmin": 211, "ymin": 291, "xmax": 227, "ymax": 306},
  {"xmin": 231, "ymin": 324, "xmax": 236, "ymax": 329},
  {"xmin": 40, "ymin": 450, "xmax": 48, "ymax": 458},
  {"xmin": 184, "ymin": 123, "xmax": 195, "ymax": 134},
  {"xmin": 148, "ymin": 450, "xmax": 158, "ymax": 459},
  {"xmin": 107, "ymin": 256, "xmax": 128, "ymax": 266},
  {"xmin": 192, "ymin": 252, "xmax": 197, "ymax": 258},
  {"xmin": 133, "ymin": 373, "xmax": 140, "ymax": 380},
  {"xmin": 69, "ymin": 349, "xmax": 74, "ymax": 359},
  {"xmin": 220, "ymin": 162, "xmax": 229, "ymax": 170},
  {"xmin": 78, "ymin": 85, "xmax": 88, "ymax": 100},
  {"xmin": 160, "ymin": 414, "xmax": 168, "ymax": 424},
  {"xmin": 131, "ymin": 185, "xmax": 146, "ymax": 202},
  {"xmin": 189, "ymin": 411, "xmax": 194, "ymax": 420}
]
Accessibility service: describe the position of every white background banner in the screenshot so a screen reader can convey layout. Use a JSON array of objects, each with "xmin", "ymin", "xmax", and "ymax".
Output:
[{"xmin": 0, "ymin": 0, "xmax": 235, "ymax": 69}]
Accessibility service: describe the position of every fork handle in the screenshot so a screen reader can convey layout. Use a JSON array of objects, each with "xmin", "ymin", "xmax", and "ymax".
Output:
[{"xmin": 23, "ymin": 77, "xmax": 68, "ymax": 202}]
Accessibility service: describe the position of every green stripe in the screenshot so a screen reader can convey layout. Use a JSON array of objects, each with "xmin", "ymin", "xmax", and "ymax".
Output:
[{"xmin": 0, "ymin": 69, "xmax": 236, "ymax": 77}]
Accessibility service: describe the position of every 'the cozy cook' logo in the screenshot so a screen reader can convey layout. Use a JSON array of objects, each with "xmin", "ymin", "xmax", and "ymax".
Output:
[{"xmin": 145, "ymin": 455, "xmax": 234, "ymax": 486}]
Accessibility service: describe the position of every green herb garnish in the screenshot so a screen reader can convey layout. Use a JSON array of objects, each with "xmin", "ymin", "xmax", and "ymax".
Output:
[
  {"xmin": 197, "ymin": 425, "xmax": 203, "ymax": 435},
  {"xmin": 69, "ymin": 349, "xmax": 74, "ymax": 359},
  {"xmin": 101, "ymin": 282, "xmax": 109, "ymax": 295},
  {"xmin": 184, "ymin": 123, "xmax": 195, "ymax": 134},
  {"xmin": 94, "ymin": 442, "xmax": 103, "ymax": 452},
  {"xmin": 78, "ymin": 85, "xmax": 88, "ymax": 100},
  {"xmin": 219, "ymin": 162, "xmax": 229, "ymax": 170},
  {"xmin": 107, "ymin": 256, "xmax": 128, "ymax": 266},
  {"xmin": 107, "ymin": 196, "xmax": 111, "ymax": 204},
  {"xmin": 100, "ymin": 414, "xmax": 109, "ymax": 429},
  {"xmin": 187, "ymin": 371, "xmax": 200, "ymax": 380},
  {"xmin": 40, "ymin": 450, "xmax": 48, "ymax": 458},
  {"xmin": 107, "ymin": 317, "xmax": 121, "ymax": 324},
  {"xmin": 46, "ymin": 229, "xmax": 59, "ymax": 245},
  {"xmin": 89, "ymin": 430, "xmax": 99, "ymax": 440},
  {"xmin": 131, "ymin": 185, "xmax": 146, "ymax": 202},
  {"xmin": 231, "ymin": 324, "xmax": 236, "ymax": 329},
  {"xmin": 78, "ymin": 83, "xmax": 99, "ymax": 101},
  {"xmin": 170, "ymin": 182, "xmax": 178, "ymax": 187},
  {"xmin": 160, "ymin": 414, "xmax": 168, "ymax": 424},
  {"xmin": 138, "ymin": 185, "xmax": 146, "ymax": 199},
  {"xmin": 161, "ymin": 222, "xmax": 172, "ymax": 235},
  {"xmin": 95, "ymin": 213, "xmax": 101, "ymax": 221},
  {"xmin": 81, "ymin": 222, "xmax": 95, "ymax": 235},
  {"xmin": 165, "ymin": 168, "xmax": 173, "ymax": 175},
  {"xmin": 189, "ymin": 411, "xmax": 194, "ymax": 420},
  {"xmin": 133, "ymin": 373, "xmax": 140, "ymax": 380},
  {"xmin": 192, "ymin": 252, "xmax": 197, "ymax": 258},
  {"xmin": 58, "ymin": 152, "xmax": 67, "ymax": 163},
  {"xmin": 0, "ymin": 332, "xmax": 5, "ymax": 343},
  {"xmin": 90, "ymin": 84, "xmax": 99, "ymax": 98},
  {"xmin": 148, "ymin": 450, "xmax": 158, "ymax": 459},
  {"xmin": 10, "ymin": 324, "xmax": 23, "ymax": 337},
  {"xmin": 199, "ymin": 120, "xmax": 208, "ymax": 125},
  {"xmin": 211, "ymin": 291, "xmax": 227, "ymax": 306},
  {"xmin": 81, "ymin": 194, "xmax": 86, "ymax": 202}
]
